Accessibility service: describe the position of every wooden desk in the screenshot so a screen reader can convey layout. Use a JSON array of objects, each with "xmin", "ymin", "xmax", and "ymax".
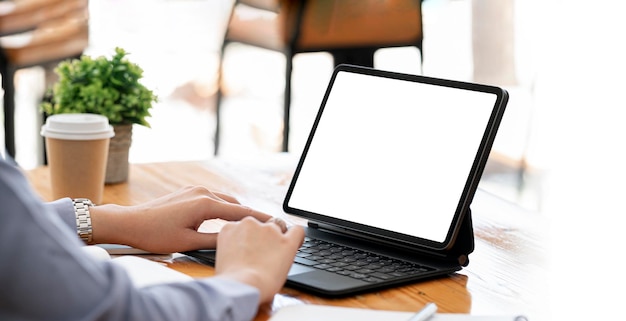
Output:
[{"xmin": 25, "ymin": 157, "xmax": 550, "ymax": 320}]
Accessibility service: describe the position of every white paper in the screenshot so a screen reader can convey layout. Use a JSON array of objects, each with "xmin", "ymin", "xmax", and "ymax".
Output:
[
  {"xmin": 269, "ymin": 305, "xmax": 525, "ymax": 321},
  {"xmin": 111, "ymin": 255, "xmax": 193, "ymax": 288}
]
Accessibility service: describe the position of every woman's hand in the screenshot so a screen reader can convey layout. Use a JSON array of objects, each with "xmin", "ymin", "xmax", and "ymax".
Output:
[
  {"xmin": 89, "ymin": 186, "xmax": 277, "ymax": 253},
  {"xmin": 215, "ymin": 217, "xmax": 305, "ymax": 304}
]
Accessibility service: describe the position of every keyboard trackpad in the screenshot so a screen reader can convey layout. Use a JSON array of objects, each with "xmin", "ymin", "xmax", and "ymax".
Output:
[
  {"xmin": 288, "ymin": 263, "xmax": 316, "ymax": 276},
  {"xmin": 287, "ymin": 264, "xmax": 369, "ymax": 292}
]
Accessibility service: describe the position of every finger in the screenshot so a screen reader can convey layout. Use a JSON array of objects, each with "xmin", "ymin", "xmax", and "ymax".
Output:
[
  {"xmin": 208, "ymin": 201, "xmax": 273, "ymax": 223},
  {"xmin": 212, "ymin": 191, "xmax": 241, "ymax": 205},
  {"xmin": 284, "ymin": 225, "xmax": 306, "ymax": 248},
  {"xmin": 266, "ymin": 217, "xmax": 287, "ymax": 233},
  {"xmin": 179, "ymin": 186, "xmax": 239, "ymax": 205},
  {"xmin": 180, "ymin": 230, "xmax": 220, "ymax": 251}
]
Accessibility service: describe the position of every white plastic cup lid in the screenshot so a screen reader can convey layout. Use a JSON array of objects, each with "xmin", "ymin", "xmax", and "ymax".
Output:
[{"xmin": 41, "ymin": 114, "xmax": 115, "ymax": 140}]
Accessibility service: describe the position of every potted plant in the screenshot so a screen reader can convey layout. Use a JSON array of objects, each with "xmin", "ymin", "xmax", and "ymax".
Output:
[{"xmin": 42, "ymin": 47, "xmax": 158, "ymax": 183}]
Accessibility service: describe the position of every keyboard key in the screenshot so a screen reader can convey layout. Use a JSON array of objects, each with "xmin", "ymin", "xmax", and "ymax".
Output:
[
  {"xmin": 294, "ymin": 256, "xmax": 318, "ymax": 266},
  {"xmin": 328, "ymin": 254, "xmax": 344, "ymax": 260},
  {"xmin": 377, "ymin": 267, "xmax": 396, "ymax": 273},
  {"xmin": 348, "ymin": 273, "xmax": 367, "ymax": 279},
  {"xmin": 339, "ymin": 257, "xmax": 357, "ymax": 263},
  {"xmin": 370, "ymin": 272, "xmax": 394, "ymax": 280},
  {"xmin": 363, "ymin": 277, "xmax": 383, "ymax": 283}
]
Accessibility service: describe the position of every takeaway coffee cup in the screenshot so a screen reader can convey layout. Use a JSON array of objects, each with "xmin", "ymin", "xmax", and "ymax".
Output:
[{"xmin": 41, "ymin": 114, "xmax": 115, "ymax": 204}]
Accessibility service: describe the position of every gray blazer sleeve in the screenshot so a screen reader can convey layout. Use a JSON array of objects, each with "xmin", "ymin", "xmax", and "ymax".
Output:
[
  {"xmin": 0, "ymin": 159, "xmax": 260, "ymax": 321},
  {"xmin": 44, "ymin": 197, "xmax": 75, "ymax": 232}
]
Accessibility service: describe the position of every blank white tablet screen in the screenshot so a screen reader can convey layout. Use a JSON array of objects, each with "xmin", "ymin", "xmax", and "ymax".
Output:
[{"xmin": 287, "ymin": 71, "xmax": 497, "ymax": 243}]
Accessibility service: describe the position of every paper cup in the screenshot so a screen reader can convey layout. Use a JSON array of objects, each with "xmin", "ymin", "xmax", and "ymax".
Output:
[{"xmin": 41, "ymin": 114, "xmax": 115, "ymax": 204}]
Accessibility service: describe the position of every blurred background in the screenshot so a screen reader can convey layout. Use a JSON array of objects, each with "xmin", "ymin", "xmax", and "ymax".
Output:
[
  {"xmin": 5, "ymin": 0, "xmax": 542, "ymax": 207},
  {"xmin": 3, "ymin": 0, "xmax": 626, "ymax": 318}
]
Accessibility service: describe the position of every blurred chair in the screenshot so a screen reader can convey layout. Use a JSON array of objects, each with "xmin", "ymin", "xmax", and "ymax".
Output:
[
  {"xmin": 215, "ymin": 0, "xmax": 424, "ymax": 154},
  {"xmin": 1, "ymin": 0, "xmax": 89, "ymax": 160}
]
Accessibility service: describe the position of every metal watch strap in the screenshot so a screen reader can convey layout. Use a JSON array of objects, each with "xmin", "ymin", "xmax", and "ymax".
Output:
[{"xmin": 73, "ymin": 198, "xmax": 94, "ymax": 243}]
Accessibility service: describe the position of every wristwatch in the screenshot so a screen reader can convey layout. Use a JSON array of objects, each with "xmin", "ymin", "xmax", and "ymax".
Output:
[{"xmin": 73, "ymin": 198, "xmax": 95, "ymax": 244}]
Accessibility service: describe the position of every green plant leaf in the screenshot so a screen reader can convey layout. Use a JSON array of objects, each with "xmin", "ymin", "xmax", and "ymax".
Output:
[{"xmin": 42, "ymin": 47, "xmax": 158, "ymax": 127}]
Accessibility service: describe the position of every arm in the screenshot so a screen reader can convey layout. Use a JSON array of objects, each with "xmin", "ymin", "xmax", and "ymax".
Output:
[
  {"xmin": 0, "ymin": 159, "xmax": 303, "ymax": 321},
  {"xmin": 42, "ymin": 185, "xmax": 276, "ymax": 253},
  {"xmin": 89, "ymin": 185, "xmax": 279, "ymax": 253},
  {"xmin": 46, "ymin": 185, "xmax": 282, "ymax": 253}
]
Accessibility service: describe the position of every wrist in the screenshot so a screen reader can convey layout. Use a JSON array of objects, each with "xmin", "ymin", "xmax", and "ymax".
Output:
[{"xmin": 89, "ymin": 203, "xmax": 130, "ymax": 245}]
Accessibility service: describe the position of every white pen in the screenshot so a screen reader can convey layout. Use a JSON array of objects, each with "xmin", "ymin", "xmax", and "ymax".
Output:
[{"xmin": 407, "ymin": 302, "xmax": 438, "ymax": 321}]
